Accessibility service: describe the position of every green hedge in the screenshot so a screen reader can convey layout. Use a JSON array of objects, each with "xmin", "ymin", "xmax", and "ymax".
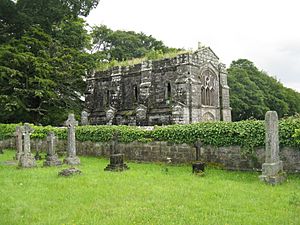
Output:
[
  {"xmin": 292, "ymin": 128, "xmax": 300, "ymax": 145},
  {"xmin": 1, "ymin": 118, "xmax": 300, "ymax": 154}
]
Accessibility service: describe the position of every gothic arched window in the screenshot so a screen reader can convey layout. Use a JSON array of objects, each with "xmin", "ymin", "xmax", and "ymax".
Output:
[{"xmin": 200, "ymin": 70, "xmax": 217, "ymax": 106}]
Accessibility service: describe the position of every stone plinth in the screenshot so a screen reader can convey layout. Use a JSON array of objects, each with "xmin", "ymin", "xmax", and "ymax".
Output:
[
  {"xmin": 59, "ymin": 167, "xmax": 81, "ymax": 177},
  {"xmin": 63, "ymin": 156, "xmax": 81, "ymax": 166},
  {"xmin": 259, "ymin": 111, "xmax": 286, "ymax": 184},
  {"xmin": 19, "ymin": 154, "xmax": 36, "ymax": 168},
  {"xmin": 260, "ymin": 161, "xmax": 286, "ymax": 184},
  {"xmin": 104, "ymin": 154, "xmax": 129, "ymax": 171},
  {"xmin": 192, "ymin": 162, "xmax": 205, "ymax": 173},
  {"xmin": 44, "ymin": 155, "xmax": 62, "ymax": 166}
]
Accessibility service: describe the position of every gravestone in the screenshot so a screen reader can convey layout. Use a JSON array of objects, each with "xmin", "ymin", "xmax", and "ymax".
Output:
[
  {"xmin": 259, "ymin": 111, "xmax": 286, "ymax": 184},
  {"xmin": 192, "ymin": 139, "xmax": 205, "ymax": 174},
  {"xmin": 81, "ymin": 110, "xmax": 89, "ymax": 125},
  {"xmin": 44, "ymin": 132, "xmax": 62, "ymax": 166},
  {"xmin": 104, "ymin": 132, "xmax": 129, "ymax": 171},
  {"xmin": 15, "ymin": 126, "xmax": 23, "ymax": 160},
  {"xmin": 59, "ymin": 167, "xmax": 82, "ymax": 177},
  {"xmin": 19, "ymin": 123, "xmax": 36, "ymax": 168},
  {"xmin": 63, "ymin": 114, "xmax": 80, "ymax": 165}
]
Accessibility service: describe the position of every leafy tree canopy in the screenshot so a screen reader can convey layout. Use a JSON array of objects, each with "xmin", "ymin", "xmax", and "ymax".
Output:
[
  {"xmin": 0, "ymin": 0, "xmax": 99, "ymax": 125},
  {"xmin": 0, "ymin": 0, "xmax": 100, "ymax": 42},
  {"xmin": 228, "ymin": 59, "xmax": 300, "ymax": 121},
  {"xmin": 91, "ymin": 25, "xmax": 179, "ymax": 62}
]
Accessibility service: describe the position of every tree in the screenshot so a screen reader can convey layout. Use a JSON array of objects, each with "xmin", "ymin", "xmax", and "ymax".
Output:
[
  {"xmin": 228, "ymin": 59, "xmax": 300, "ymax": 121},
  {"xmin": 91, "ymin": 25, "xmax": 177, "ymax": 62},
  {"xmin": 0, "ymin": 0, "xmax": 98, "ymax": 125}
]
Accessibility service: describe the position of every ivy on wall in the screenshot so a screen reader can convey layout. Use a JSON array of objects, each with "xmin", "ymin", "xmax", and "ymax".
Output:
[{"xmin": 1, "ymin": 118, "xmax": 300, "ymax": 154}]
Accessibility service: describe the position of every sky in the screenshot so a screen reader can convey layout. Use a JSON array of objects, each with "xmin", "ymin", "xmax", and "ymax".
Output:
[{"xmin": 87, "ymin": 0, "xmax": 300, "ymax": 92}]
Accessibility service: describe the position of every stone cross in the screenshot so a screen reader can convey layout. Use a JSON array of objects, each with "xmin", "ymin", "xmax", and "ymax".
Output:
[
  {"xmin": 15, "ymin": 126, "xmax": 23, "ymax": 160},
  {"xmin": 47, "ymin": 131, "xmax": 56, "ymax": 156},
  {"xmin": 66, "ymin": 114, "xmax": 78, "ymax": 158},
  {"xmin": 44, "ymin": 131, "xmax": 62, "ymax": 166},
  {"xmin": 111, "ymin": 131, "xmax": 120, "ymax": 154},
  {"xmin": 259, "ymin": 111, "xmax": 286, "ymax": 184},
  {"xmin": 18, "ymin": 123, "xmax": 36, "ymax": 168},
  {"xmin": 63, "ymin": 114, "xmax": 80, "ymax": 165},
  {"xmin": 194, "ymin": 139, "xmax": 202, "ymax": 161},
  {"xmin": 22, "ymin": 123, "xmax": 34, "ymax": 155},
  {"xmin": 265, "ymin": 111, "xmax": 279, "ymax": 163}
]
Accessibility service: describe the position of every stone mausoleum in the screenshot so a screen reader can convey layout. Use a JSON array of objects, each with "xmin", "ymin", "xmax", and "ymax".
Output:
[{"xmin": 84, "ymin": 44, "xmax": 231, "ymax": 125}]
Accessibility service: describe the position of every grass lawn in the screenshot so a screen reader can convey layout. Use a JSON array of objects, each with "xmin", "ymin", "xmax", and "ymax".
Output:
[{"xmin": 0, "ymin": 149, "xmax": 300, "ymax": 225}]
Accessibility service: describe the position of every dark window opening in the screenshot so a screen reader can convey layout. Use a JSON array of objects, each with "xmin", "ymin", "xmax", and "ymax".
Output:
[
  {"xmin": 134, "ymin": 85, "xmax": 138, "ymax": 101},
  {"xmin": 205, "ymin": 88, "xmax": 209, "ymax": 105},
  {"xmin": 106, "ymin": 90, "xmax": 110, "ymax": 106},
  {"xmin": 167, "ymin": 82, "xmax": 172, "ymax": 99},
  {"xmin": 201, "ymin": 87, "xmax": 205, "ymax": 105}
]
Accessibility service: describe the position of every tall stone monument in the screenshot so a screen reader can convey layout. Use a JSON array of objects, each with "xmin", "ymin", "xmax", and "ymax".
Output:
[
  {"xmin": 44, "ymin": 132, "xmax": 62, "ymax": 166},
  {"xmin": 15, "ymin": 126, "xmax": 23, "ymax": 160},
  {"xmin": 63, "ymin": 114, "xmax": 80, "ymax": 165},
  {"xmin": 19, "ymin": 123, "xmax": 36, "ymax": 168},
  {"xmin": 259, "ymin": 111, "xmax": 286, "ymax": 185}
]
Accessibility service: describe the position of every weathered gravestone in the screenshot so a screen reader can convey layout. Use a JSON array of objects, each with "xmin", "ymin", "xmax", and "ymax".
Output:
[
  {"xmin": 104, "ymin": 132, "xmax": 129, "ymax": 171},
  {"xmin": 59, "ymin": 167, "xmax": 82, "ymax": 177},
  {"xmin": 19, "ymin": 123, "xmax": 36, "ymax": 168},
  {"xmin": 15, "ymin": 126, "xmax": 23, "ymax": 160},
  {"xmin": 63, "ymin": 114, "xmax": 80, "ymax": 165},
  {"xmin": 192, "ymin": 140, "xmax": 205, "ymax": 174},
  {"xmin": 81, "ymin": 110, "xmax": 89, "ymax": 125},
  {"xmin": 44, "ymin": 132, "xmax": 62, "ymax": 166},
  {"xmin": 259, "ymin": 111, "xmax": 286, "ymax": 185}
]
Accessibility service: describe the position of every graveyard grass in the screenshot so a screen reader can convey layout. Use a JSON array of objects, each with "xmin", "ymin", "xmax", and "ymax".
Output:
[{"xmin": 1, "ymin": 150, "xmax": 300, "ymax": 225}]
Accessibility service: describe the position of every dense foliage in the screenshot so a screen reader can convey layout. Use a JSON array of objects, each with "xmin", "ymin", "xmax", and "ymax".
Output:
[
  {"xmin": 91, "ymin": 25, "xmax": 179, "ymax": 63},
  {"xmin": 0, "ymin": 0, "xmax": 99, "ymax": 125},
  {"xmin": 228, "ymin": 59, "xmax": 300, "ymax": 121},
  {"xmin": 1, "ymin": 118, "xmax": 300, "ymax": 153},
  {"xmin": 293, "ymin": 129, "xmax": 300, "ymax": 144}
]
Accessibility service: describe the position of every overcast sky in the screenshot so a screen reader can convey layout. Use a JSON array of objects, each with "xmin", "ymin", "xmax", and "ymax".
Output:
[{"xmin": 87, "ymin": 0, "xmax": 300, "ymax": 92}]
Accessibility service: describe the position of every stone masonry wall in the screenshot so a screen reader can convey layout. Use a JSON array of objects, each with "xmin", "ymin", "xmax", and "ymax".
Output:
[
  {"xmin": 85, "ymin": 45, "xmax": 232, "ymax": 125},
  {"xmin": 2, "ymin": 138, "xmax": 300, "ymax": 173}
]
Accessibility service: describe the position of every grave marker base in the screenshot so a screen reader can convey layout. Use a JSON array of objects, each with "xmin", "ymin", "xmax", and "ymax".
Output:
[
  {"xmin": 63, "ymin": 156, "xmax": 80, "ymax": 165},
  {"xmin": 104, "ymin": 154, "xmax": 129, "ymax": 172}
]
